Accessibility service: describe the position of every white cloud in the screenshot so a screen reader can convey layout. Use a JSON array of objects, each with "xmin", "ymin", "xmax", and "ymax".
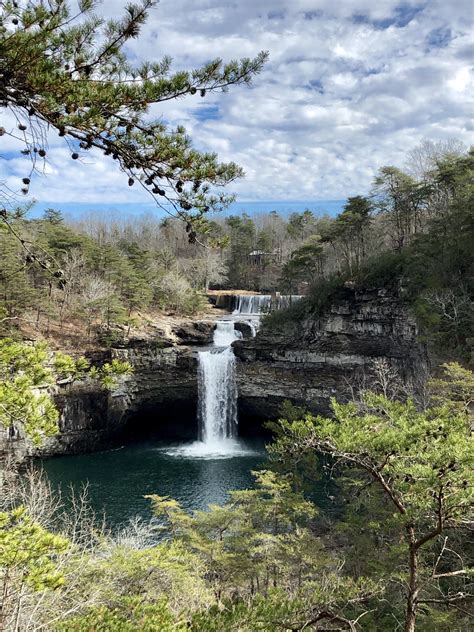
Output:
[{"xmin": 1, "ymin": 0, "xmax": 472, "ymax": 208}]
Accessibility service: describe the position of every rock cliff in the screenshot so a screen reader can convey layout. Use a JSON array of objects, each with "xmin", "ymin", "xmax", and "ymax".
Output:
[
  {"xmin": 1, "ymin": 286, "xmax": 429, "ymax": 461},
  {"xmin": 0, "ymin": 344, "xmax": 199, "ymax": 463},
  {"xmin": 43, "ymin": 344, "xmax": 199, "ymax": 456},
  {"xmin": 233, "ymin": 285, "xmax": 429, "ymax": 421}
]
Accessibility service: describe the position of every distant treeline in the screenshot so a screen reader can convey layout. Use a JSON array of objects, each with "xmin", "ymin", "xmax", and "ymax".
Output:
[{"xmin": 1, "ymin": 140, "xmax": 472, "ymax": 357}]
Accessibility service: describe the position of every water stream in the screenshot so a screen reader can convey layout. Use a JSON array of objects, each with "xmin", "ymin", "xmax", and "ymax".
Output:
[
  {"xmin": 165, "ymin": 320, "xmax": 255, "ymax": 458},
  {"xmin": 197, "ymin": 322, "xmax": 239, "ymax": 443}
]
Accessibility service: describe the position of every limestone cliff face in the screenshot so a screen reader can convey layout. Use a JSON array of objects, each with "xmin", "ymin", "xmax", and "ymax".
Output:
[
  {"xmin": 233, "ymin": 286, "xmax": 429, "ymax": 420},
  {"xmin": 1, "ymin": 287, "xmax": 430, "ymax": 461},
  {"xmin": 3, "ymin": 345, "xmax": 200, "ymax": 460}
]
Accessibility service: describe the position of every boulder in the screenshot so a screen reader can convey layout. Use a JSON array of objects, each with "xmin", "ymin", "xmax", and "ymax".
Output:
[{"xmin": 173, "ymin": 320, "xmax": 215, "ymax": 345}]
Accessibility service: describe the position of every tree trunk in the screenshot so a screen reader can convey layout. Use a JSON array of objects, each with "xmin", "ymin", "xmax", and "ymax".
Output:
[{"xmin": 405, "ymin": 529, "xmax": 419, "ymax": 632}]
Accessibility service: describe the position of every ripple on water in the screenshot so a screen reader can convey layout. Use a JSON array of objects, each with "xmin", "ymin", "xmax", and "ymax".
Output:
[{"xmin": 40, "ymin": 438, "xmax": 267, "ymax": 527}]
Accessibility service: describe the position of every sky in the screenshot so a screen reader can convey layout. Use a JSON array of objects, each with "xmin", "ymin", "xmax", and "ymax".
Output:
[{"xmin": 1, "ymin": 0, "xmax": 473, "ymax": 218}]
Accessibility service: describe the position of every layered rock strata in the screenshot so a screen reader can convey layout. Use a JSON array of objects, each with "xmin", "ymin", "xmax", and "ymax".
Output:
[
  {"xmin": 233, "ymin": 286, "xmax": 428, "ymax": 420},
  {"xmin": 1, "ymin": 286, "xmax": 429, "ymax": 461}
]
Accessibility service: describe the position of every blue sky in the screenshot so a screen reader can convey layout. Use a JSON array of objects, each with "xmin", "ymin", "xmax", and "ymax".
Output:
[
  {"xmin": 31, "ymin": 200, "xmax": 346, "ymax": 221},
  {"xmin": 1, "ymin": 0, "xmax": 472, "ymax": 219}
]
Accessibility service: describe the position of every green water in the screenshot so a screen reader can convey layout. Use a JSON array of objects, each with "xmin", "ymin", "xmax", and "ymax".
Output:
[{"xmin": 41, "ymin": 438, "xmax": 267, "ymax": 528}]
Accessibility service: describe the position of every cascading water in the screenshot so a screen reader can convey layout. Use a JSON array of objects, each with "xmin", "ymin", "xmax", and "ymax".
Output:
[
  {"xmin": 165, "ymin": 319, "xmax": 256, "ymax": 458},
  {"xmin": 212, "ymin": 320, "xmax": 241, "ymax": 347},
  {"xmin": 233, "ymin": 295, "xmax": 272, "ymax": 315},
  {"xmin": 232, "ymin": 294, "xmax": 303, "ymax": 315},
  {"xmin": 197, "ymin": 322, "xmax": 239, "ymax": 445}
]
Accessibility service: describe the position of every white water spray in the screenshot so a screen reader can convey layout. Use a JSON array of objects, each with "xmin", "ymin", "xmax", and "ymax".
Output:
[{"xmin": 212, "ymin": 320, "xmax": 241, "ymax": 346}]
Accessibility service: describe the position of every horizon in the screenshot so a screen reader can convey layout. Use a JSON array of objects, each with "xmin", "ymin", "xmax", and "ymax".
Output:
[
  {"xmin": 1, "ymin": 0, "xmax": 472, "ymax": 214},
  {"xmin": 29, "ymin": 199, "xmax": 347, "ymax": 220}
]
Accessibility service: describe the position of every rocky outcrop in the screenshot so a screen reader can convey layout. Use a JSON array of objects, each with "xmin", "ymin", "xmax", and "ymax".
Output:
[
  {"xmin": 1, "ymin": 286, "xmax": 430, "ymax": 462},
  {"xmin": 233, "ymin": 285, "xmax": 429, "ymax": 420},
  {"xmin": 234, "ymin": 321, "xmax": 255, "ymax": 339},
  {"xmin": 172, "ymin": 320, "xmax": 215, "ymax": 345},
  {"xmin": 10, "ymin": 345, "xmax": 200, "ymax": 459}
]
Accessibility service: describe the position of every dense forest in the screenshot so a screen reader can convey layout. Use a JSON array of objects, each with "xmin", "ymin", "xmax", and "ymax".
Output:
[{"xmin": 1, "ymin": 141, "xmax": 473, "ymax": 360}]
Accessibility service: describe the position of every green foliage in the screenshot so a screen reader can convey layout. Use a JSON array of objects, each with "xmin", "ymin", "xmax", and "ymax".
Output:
[
  {"xmin": 357, "ymin": 250, "xmax": 407, "ymax": 288},
  {"xmin": 320, "ymin": 196, "xmax": 372, "ymax": 275},
  {"xmin": 190, "ymin": 580, "xmax": 376, "ymax": 632},
  {"xmin": 0, "ymin": 506, "xmax": 69, "ymax": 627},
  {"xmin": 278, "ymin": 399, "xmax": 307, "ymax": 422},
  {"xmin": 0, "ymin": 210, "xmax": 218, "ymax": 337},
  {"xmin": 56, "ymin": 540, "xmax": 209, "ymax": 630},
  {"xmin": 0, "ymin": 506, "xmax": 69, "ymax": 590},
  {"xmin": 429, "ymin": 362, "xmax": 474, "ymax": 426},
  {"xmin": 0, "ymin": 0, "xmax": 267, "ymax": 227},
  {"xmin": 85, "ymin": 541, "xmax": 209, "ymax": 610},
  {"xmin": 269, "ymin": 364, "xmax": 474, "ymax": 631},
  {"xmin": 280, "ymin": 234, "xmax": 324, "ymax": 292},
  {"xmin": 53, "ymin": 351, "xmax": 90, "ymax": 380},
  {"xmin": 262, "ymin": 275, "xmax": 345, "ymax": 331},
  {"xmin": 271, "ymin": 392, "xmax": 473, "ymax": 532},
  {"xmin": 56, "ymin": 597, "xmax": 185, "ymax": 632},
  {"xmin": 265, "ymin": 402, "xmax": 322, "ymax": 493},
  {"xmin": 95, "ymin": 328, "xmax": 128, "ymax": 349},
  {"xmin": 147, "ymin": 470, "xmax": 348, "ymax": 604},
  {"xmin": 0, "ymin": 338, "xmax": 131, "ymax": 443},
  {"xmin": 0, "ymin": 338, "xmax": 59, "ymax": 444},
  {"xmin": 98, "ymin": 358, "xmax": 133, "ymax": 389},
  {"xmin": 225, "ymin": 214, "xmax": 257, "ymax": 288},
  {"xmin": 0, "ymin": 228, "xmax": 38, "ymax": 321},
  {"xmin": 286, "ymin": 209, "xmax": 317, "ymax": 241}
]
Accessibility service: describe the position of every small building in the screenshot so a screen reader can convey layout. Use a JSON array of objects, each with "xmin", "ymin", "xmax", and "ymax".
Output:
[{"xmin": 247, "ymin": 249, "xmax": 282, "ymax": 266}]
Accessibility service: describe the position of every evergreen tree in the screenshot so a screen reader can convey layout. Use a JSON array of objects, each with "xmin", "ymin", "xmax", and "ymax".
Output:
[
  {"xmin": 269, "ymin": 364, "xmax": 474, "ymax": 632},
  {"xmin": 281, "ymin": 235, "xmax": 324, "ymax": 292},
  {"xmin": 0, "ymin": 506, "xmax": 69, "ymax": 630},
  {"xmin": 225, "ymin": 214, "xmax": 256, "ymax": 288},
  {"xmin": 0, "ymin": 227, "xmax": 37, "ymax": 321},
  {"xmin": 0, "ymin": 337, "xmax": 131, "ymax": 443},
  {"xmin": 0, "ymin": 0, "xmax": 267, "ymax": 229},
  {"xmin": 373, "ymin": 166, "xmax": 427, "ymax": 250}
]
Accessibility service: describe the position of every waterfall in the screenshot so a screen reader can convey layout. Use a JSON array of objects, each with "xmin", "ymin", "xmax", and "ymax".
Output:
[
  {"xmin": 197, "ymin": 349, "xmax": 238, "ymax": 443},
  {"xmin": 213, "ymin": 320, "xmax": 241, "ymax": 346},
  {"xmin": 233, "ymin": 294, "xmax": 272, "ymax": 315},
  {"xmin": 164, "ymin": 319, "xmax": 258, "ymax": 458},
  {"xmin": 232, "ymin": 294, "xmax": 303, "ymax": 315},
  {"xmin": 196, "ymin": 321, "xmax": 238, "ymax": 446}
]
